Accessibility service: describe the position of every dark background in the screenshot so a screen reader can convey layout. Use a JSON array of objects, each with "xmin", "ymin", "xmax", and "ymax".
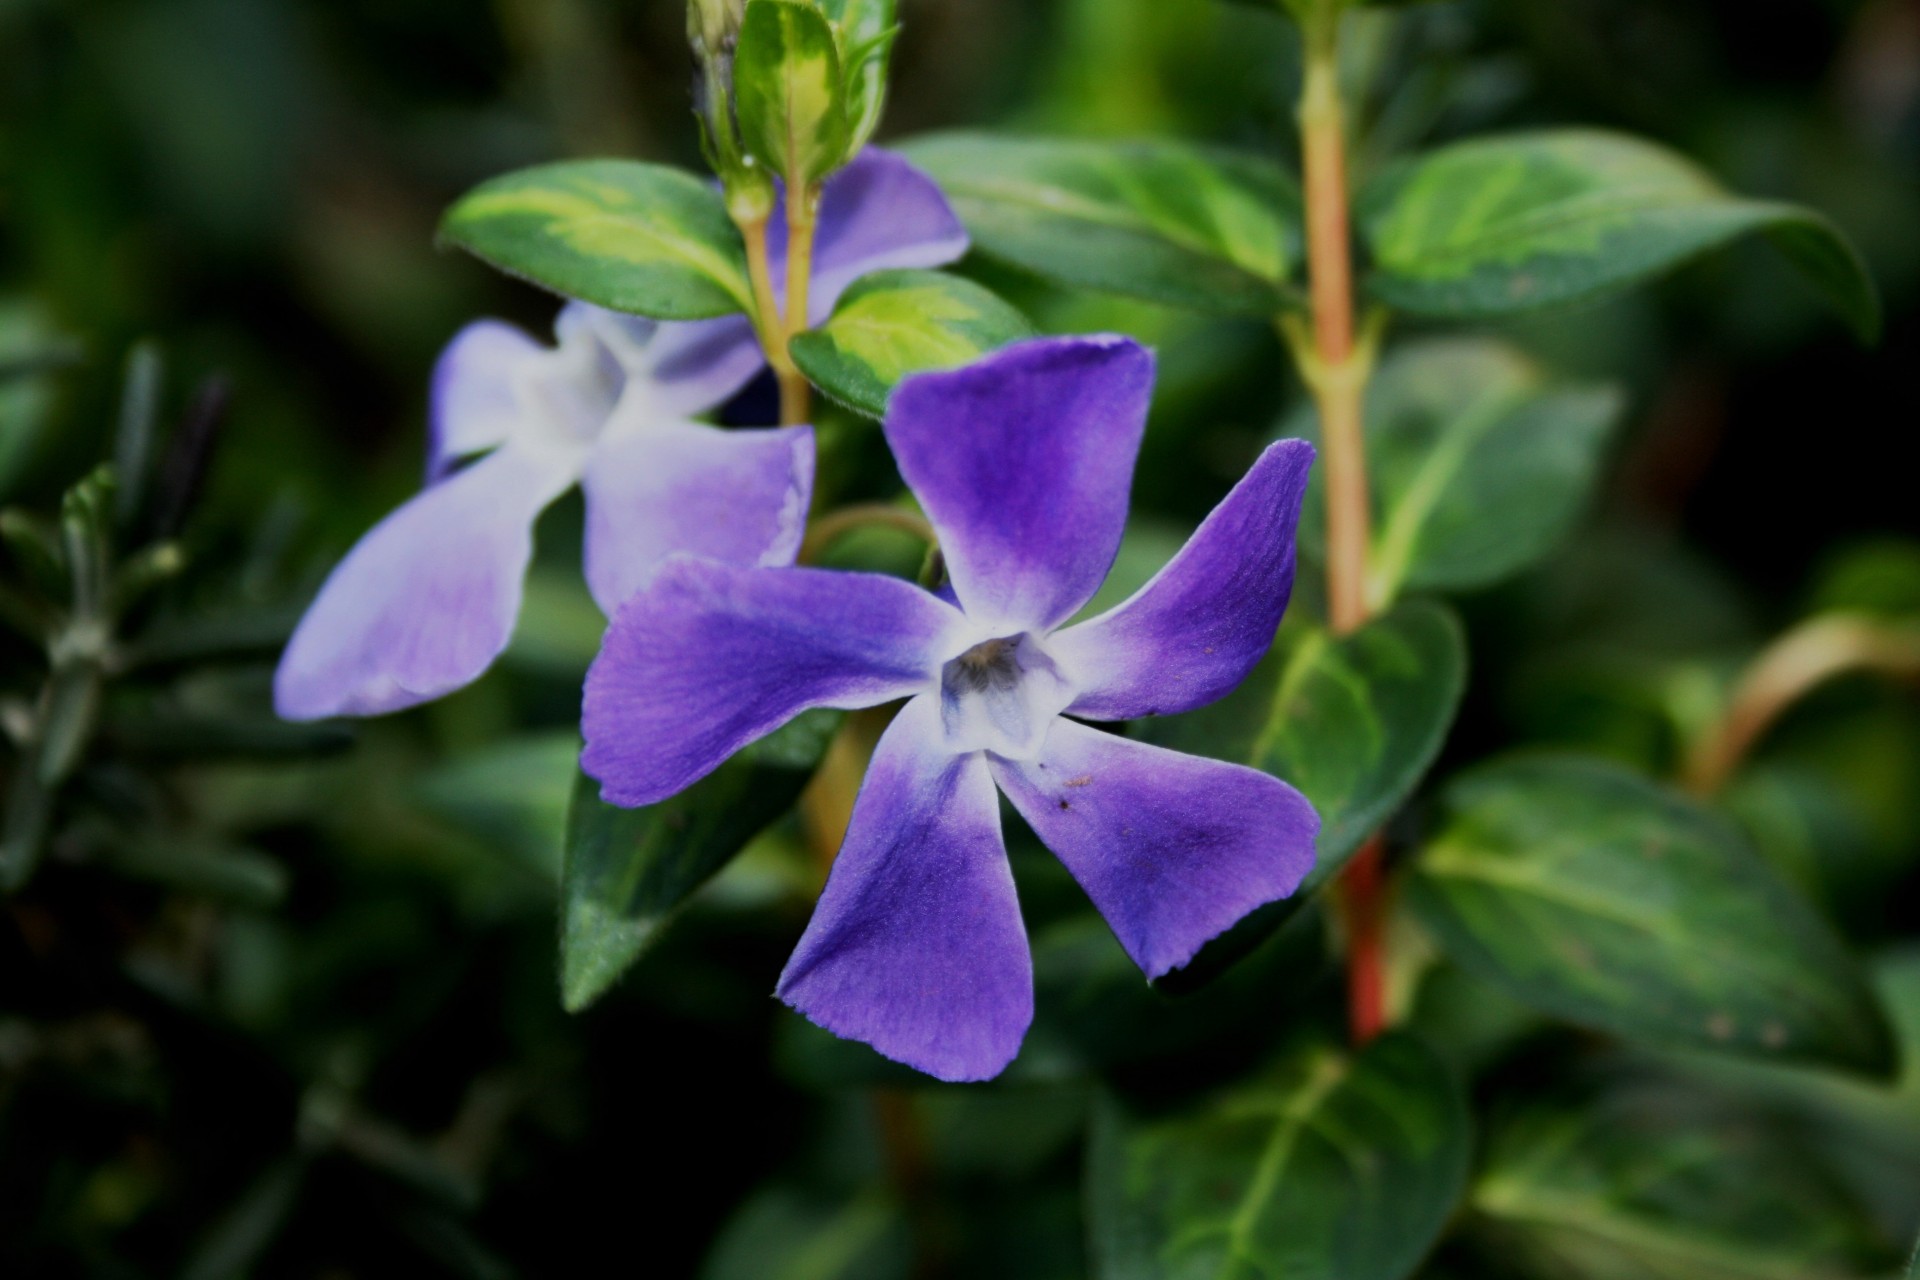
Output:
[{"xmin": 3, "ymin": 0, "xmax": 1917, "ymax": 1275}]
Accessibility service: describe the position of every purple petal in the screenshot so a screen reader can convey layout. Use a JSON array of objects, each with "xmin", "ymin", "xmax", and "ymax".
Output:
[
  {"xmin": 276, "ymin": 447, "xmax": 576, "ymax": 720},
  {"xmin": 582, "ymin": 561, "xmax": 967, "ymax": 807},
  {"xmin": 808, "ymin": 149, "xmax": 970, "ymax": 315},
  {"xmin": 573, "ymin": 305, "xmax": 767, "ymax": 420},
  {"xmin": 1051, "ymin": 440, "xmax": 1315, "ymax": 721},
  {"xmin": 643, "ymin": 316, "xmax": 767, "ymax": 417},
  {"xmin": 580, "ymin": 421, "xmax": 814, "ymax": 615},
  {"xmin": 428, "ymin": 321, "xmax": 544, "ymax": 482},
  {"xmin": 993, "ymin": 719, "xmax": 1318, "ymax": 980},
  {"xmin": 777, "ymin": 696, "xmax": 1031, "ymax": 1082},
  {"xmin": 885, "ymin": 335, "xmax": 1153, "ymax": 632},
  {"xmin": 762, "ymin": 149, "xmax": 970, "ymax": 322}
]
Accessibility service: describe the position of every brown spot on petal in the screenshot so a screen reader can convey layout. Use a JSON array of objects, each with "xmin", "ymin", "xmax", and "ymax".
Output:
[{"xmin": 1065, "ymin": 775, "xmax": 1093, "ymax": 788}]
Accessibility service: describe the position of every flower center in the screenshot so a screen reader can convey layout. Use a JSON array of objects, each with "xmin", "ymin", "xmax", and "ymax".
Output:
[{"xmin": 938, "ymin": 632, "xmax": 1075, "ymax": 760}]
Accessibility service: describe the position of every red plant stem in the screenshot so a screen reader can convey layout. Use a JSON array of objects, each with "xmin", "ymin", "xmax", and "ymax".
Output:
[
  {"xmin": 1296, "ymin": 4, "xmax": 1388, "ymax": 1045},
  {"xmin": 1342, "ymin": 835, "xmax": 1389, "ymax": 1045}
]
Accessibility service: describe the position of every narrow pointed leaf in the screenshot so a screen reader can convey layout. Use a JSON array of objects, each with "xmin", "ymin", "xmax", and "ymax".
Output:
[
  {"xmin": 735, "ymin": 0, "xmax": 852, "ymax": 188},
  {"xmin": 441, "ymin": 161, "xmax": 754, "ymax": 319},
  {"xmin": 1407, "ymin": 755, "xmax": 1898, "ymax": 1075},
  {"xmin": 902, "ymin": 133, "xmax": 1302, "ymax": 315},
  {"xmin": 1089, "ymin": 1032, "xmax": 1471, "ymax": 1280},
  {"xmin": 1293, "ymin": 339, "xmax": 1626, "ymax": 602},
  {"xmin": 561, "ymin": 710, "xmax": 838, "ymax": 1011},
  {"xmin": 789, "ymin": 269, "xmax": 1034, "ymax": 417},
  {"xmin": 1360, "ymin": 129, "xmax": 1880, "ymax": 340}
]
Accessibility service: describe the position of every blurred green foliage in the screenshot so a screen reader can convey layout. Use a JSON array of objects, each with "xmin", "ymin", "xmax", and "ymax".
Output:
[{"xmin": 5, "ymin": 0, "xmax": 1920, "ymax": 1276}]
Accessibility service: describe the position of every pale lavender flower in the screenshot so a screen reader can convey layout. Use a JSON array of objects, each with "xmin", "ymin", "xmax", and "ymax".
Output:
[
  {"xmin": 581, "ymin": 335, "xmax": 1320, "ymax": 1082},
  {"xmin": 276, "ymin": 150, "xmax": 965, "ymax": 720}
]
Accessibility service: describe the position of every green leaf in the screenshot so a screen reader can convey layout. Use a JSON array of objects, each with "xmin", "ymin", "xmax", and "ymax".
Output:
[
  {"xmin": 736, "ymin": 0, "xmax": 853, "ymax": 189},
  {"xmin": 0, "ymin": 302, "xmax": 79, "ymax": 500},
  {"xmin": 560, "ymin": 710, "xmax": 838, "ymax": 1012},
  {"xmin": 441, "ymin": 160, "xmax": 753, "ymax": 319},
  {"xmin": 1293, "ymin": 338, "xmax": 1625, "ymax": 602},
  {"xmin": 1360, "ymin": 129, "xmax": 1881, "ymax": 341},
  {"xmin": 1089, "ymin": 1032, "xmax": 1471, "ymax": 1280},
  {"xmin": 1473, "ymin": 1095, "xmax": 1896, "ymax": 1280},
  {"xmin": 1150, "ymin": 600, "xmax": 1467, "ymax": 883},
  {"xmin": 901, "ymin": 133, "xmax": 1302, "ymax": 315},
  {"xmin": 1406, "ymin": 755, "xmax": 1898, "ymax": 1075},
  {"xmin": 789, "ymin": 269, "xmax": 1035, "ymax": 417},
  {"xmin": 820, "ymin": 0, "xmax": 897, "ymax": 151},
  {"xmin": 701, "ymin": 1186, "xmax": 909, "ymax": 1280}
]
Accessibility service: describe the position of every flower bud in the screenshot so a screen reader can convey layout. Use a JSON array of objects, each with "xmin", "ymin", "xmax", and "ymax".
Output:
[{"xmin": 688, "ymin": 0, "xmax": 746, "ymax": 59}]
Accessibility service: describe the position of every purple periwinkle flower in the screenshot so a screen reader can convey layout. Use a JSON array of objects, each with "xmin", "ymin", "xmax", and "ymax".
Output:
[
  {"xmin": 275, "ymin": 149, "xmax": 966, "ymax": 720},
  {"xmin": 581, "ymin": 335, "xmax": 1321, "ymax": 1082}
]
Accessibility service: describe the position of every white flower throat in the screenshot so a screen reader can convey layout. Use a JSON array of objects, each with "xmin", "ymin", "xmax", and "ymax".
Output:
[{"xmin": 938, "ymin": 631, "xmax": 1075, "ymax": 760}]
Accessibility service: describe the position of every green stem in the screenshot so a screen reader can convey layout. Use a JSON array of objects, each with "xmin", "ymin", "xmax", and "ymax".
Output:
[
  {"xmin": 1683, "ymin": 614, "xmax": 1920, "ymax": 797},
  {"xmin": 798, "ymin": 504, "xmax": 936, "ymax": 566},
  {"xmin": 782, "ymin": 187, "xmax": 819, "ymax": 426}
]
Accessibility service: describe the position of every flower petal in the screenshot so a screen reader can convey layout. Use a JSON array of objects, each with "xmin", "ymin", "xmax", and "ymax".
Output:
[
  {"xmin": 885, "ymin": 335, "xmax": 1153, "ymax": 632},
  {"xmin": 777, "ymin": 696, "xmax": 1031, "ymax": 1082},
  {"xmin": 573, "ymin": 305, "xmax": 767, "ymax": 420},
  {"xmin": 1051, "ymin": 439, "xmax": 1315, "ymax": 721},
  {"xmin": 755, "ymin": 149, "xmax": 969, "ymax": 323},
  {"xmin": 582, "ymin": 561, "xmax": 966, "ymax": 807},
  {"xmin": 427, "ymin": 320, "xmax": 544, "ymax": 481},
  {"xmin": 806, "ymin": 149, "xmax": 970, "ymax": 315},
  {"xmin": 993, "ymin": 719, "xmax": 1319, "ymax": 980},
  {"xmin": 275, "ymin": 446, "xmax": 576, "ymax": 720},
  {"xmin": 581, "ymin": 421, "xmax": 814, "ymax": 614}
]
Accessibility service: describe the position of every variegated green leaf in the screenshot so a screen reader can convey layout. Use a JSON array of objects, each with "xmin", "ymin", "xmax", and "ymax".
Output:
[
  {"xmin": 1151, "ymin": 600, "xmax": 1467, "ymax": 884},
  {"xmin": 1360, "ymin": 129, "xmax": 1880, "ymax": 340},
  {"xmin": 901, "ymin": 133, "xmax": 1302, "ymax": 315},
  {"xmin": 1475, "ymin": 1098, "xmax": 1898, "ymax": 1280},
  {"xmin": 736, "ymin": 0, "xmax": 853, "ymax": 188},
  {"xmin": 1291, "ymin": 338, "xmax": 1626, "ymax": 603},
  {"xmin": 1407, "ymin": 755, "xmax": 1898, "ymax": 1075},
  {"xmin": 441, "ymin": 160, "xmax": 753, "ymax": 318},
  {"xmin": 1090, "ymin": 1032, "xmax": 1471, "ymax": 1280},
  {"xmin": 789, "ymin": 269, "xmax": 1034, "ymax": 417},
  {"xmin": 821, "ymin": 0, "xmax": 897, "ymax": 150}
]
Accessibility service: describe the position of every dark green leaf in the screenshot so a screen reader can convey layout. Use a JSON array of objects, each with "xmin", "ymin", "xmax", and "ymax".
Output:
[
  {"xmin": 113, "ymin": 341, "xmax": 163, "ymax": 530},
  {"xmin": 1150, "ymin": 600, "xmax": 1467, "ymax": 883},
  {"xmin": 1089, "ymin": 1032, "xmax": 1471, "ymax": 1280},
  {"xmin": 0, "ymin": 302, "xmax": 78, "ymax": 500},
  {"xmin": 789, "ymin": 269, "xmax": 1034, "ymax": 417},
  {"xmin": 902, "ymin": 133, "xmax": 1302, "ymax": 315},
  {"xmin": 1473, "ymin": 1093, "xmax": 1896, "ymax": 1280},
  {"xmin": 561, "ymin": 709, "xmax": 838, "ymax": 1011},
  {"xmin": 701, "ymin": 1186, "xmax": 909, "ymax": 1280},
  {"xmin": 1407, "ymin": 755, "xmax": 1898, "ymax": 1075},
  {"xmin": 1360, "ymin": 129, "xmax": 1880, "ymax": 340},
  {"xmin": 413, "ymin": 734, "xmax": 579, "ymax": 876},
  {"xmin": 735, "ymin": 0, "xmax": 852, "ymax": 188},
  {"xmin": 1295, "ymin": 339, "xmax": 1624, "ymax": 602},
  {"xmin": 441, "ymin": 161, "xmax": 753, "ymax": 319}
]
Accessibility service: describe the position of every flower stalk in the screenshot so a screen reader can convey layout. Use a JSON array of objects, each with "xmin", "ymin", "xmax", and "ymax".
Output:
[
  {"xmin": 1683, "ymin": 614, "xmax": 1920, "ymax": 798},
  {"xmin": 1287, "ymin": 0, "xmax": 1391, "ymax": 1046},
  {"xmin": 783, "ymin": 191, "xmax": 819, "ymax": 425}
]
